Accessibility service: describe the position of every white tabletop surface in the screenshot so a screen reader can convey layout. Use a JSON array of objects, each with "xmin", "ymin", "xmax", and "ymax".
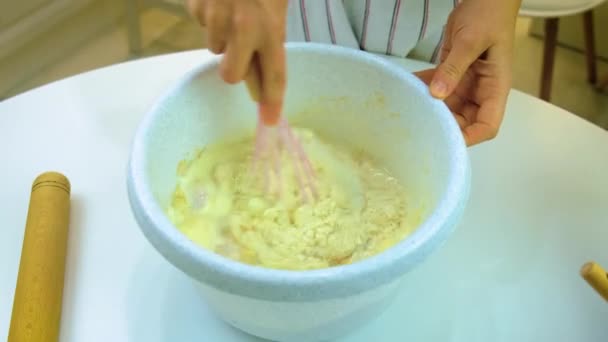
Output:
[{"xmin": 1, "ymin": 50, "xmax": 607, "ymax": 342}]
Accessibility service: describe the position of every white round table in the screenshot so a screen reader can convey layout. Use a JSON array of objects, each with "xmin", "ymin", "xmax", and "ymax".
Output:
[{"xmin": 1, "ymin": 50, "xmax": 607, "ymax": 341}]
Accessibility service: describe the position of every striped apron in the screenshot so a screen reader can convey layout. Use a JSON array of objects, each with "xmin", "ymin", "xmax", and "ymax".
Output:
[{"xmin": 286, "ymin": 0, "xmax": 459, "ymax": 63}]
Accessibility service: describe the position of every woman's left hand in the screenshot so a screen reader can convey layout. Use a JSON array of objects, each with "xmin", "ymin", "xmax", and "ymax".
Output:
[{"xmin": 415, "ymin": 0, "xmax": 521, "ymax": 146}]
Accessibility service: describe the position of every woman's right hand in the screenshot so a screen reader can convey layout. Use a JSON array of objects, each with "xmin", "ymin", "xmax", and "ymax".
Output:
[{"xmin": 187, "ymin": 0, "xmax": 288, "ymax": 125}]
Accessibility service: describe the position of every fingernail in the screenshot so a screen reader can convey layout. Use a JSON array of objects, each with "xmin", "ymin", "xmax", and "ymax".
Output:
[{"xmin": 430, "ymin": 80, "xmax": 448, "ymax": 98}]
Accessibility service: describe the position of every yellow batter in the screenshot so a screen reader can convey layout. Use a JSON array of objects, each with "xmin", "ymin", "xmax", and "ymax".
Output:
[{"xmin": 167, "ymin": 127, "xmax": 422, "ymax": 270}]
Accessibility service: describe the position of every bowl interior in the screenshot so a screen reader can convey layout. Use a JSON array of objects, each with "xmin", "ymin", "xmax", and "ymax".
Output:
[
  {"xmin": 130, "ymin": 43, "xmax": 469, "ymax": 300},
  {"xmin": 144, "ymin": 46, "xmax": 458, "ymax": 228}
]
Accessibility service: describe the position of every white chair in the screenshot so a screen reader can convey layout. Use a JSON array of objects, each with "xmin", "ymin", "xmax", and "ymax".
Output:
[{"xmin": 519, "ymin": 0, "xmax": 607, "ymax": 101}]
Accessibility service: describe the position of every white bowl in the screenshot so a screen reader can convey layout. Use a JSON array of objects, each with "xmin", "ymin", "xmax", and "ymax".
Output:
[{"xmin": 127, "ymin": 43, "xmax": 470, "ymax": 341}]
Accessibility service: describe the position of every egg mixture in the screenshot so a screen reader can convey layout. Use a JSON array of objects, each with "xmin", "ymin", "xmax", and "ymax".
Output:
[{"xmin": 167, "ymin": 127, "xmax": 422, "ymax": 270}]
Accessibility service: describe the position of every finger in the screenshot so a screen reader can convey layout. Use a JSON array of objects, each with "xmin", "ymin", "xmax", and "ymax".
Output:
[
  {"xmin": 453, "ymin": 113, "xmax": 468, "ymax": 130},
  {"xmin": 438, "ymin": 16, "xmax": 454, "ymax": 63},
  {"xmin": 258, "ymin": 43, "xmax": 287, "ymax": 125},
  {"xmin": 219, "ymin": 33, "xmax": 255, "ymax": 84},
  {"xmin": 443, "ymin": 93, "xmax": 466, "ymax": 114},
  {"xmin": 413, "ymin": 68, "xmax": 435, "ymax": 85},
  {"xmin": 464, "ymin": 45, "xmax": 510, "ymax": 146},
  {"xmin": 220, "ymin": 43, "xmax": 254, "ymax": 84},
  {"xmin": 187, "ymin": 0, "xmax": 206, "ymax": 24},
  {"xmin": 205, "ymin": 2, "xmax": 230, "ymax": 54},
  {"xmin": 245, "ymin": 55, "xmax": 263, "ymax": 102},
  {"xmin": 462, "ymin": 122, "xmax": 498, "ymax": 146},
  {"xmin": 430, "ymin": 33, "xmax": 487, "ymax": 99},
  {"xmin": 460, "ymin": 101, "xmax": 480, "ymax": 122},
  {"xmin": 462, "ymin": 97, "xmax": 503, "ymax": 146}
]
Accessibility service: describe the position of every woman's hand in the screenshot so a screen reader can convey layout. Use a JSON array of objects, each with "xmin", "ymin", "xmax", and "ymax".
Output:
[
  {"xmin": 415, "ymin": 0, "xmax": 521, "ymax": 146},
  {"xmin": 187, "ymin": 0, "xmax": 288, "ymax": 124}
]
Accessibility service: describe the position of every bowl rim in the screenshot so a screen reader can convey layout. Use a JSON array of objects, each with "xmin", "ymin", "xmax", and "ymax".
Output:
[{"xmin": 127, "ymin": 42, "xmax": 470, "ymax": 301}]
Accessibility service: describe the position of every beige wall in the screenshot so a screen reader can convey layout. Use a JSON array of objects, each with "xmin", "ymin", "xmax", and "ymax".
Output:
[
  {"xmin": 0, "ymin": 0, "xmax": 122, "ymax": 97},
  {"xmin": 529, "ymin": 2, "xmax": 608, "ymax": 60},
  {"xmin": 0, "ymin": 0, "xmax": 53, "ymax": 29},
  {"xmin": 0, "ymin": 0, "xmax": 95, "ymax": 60}
]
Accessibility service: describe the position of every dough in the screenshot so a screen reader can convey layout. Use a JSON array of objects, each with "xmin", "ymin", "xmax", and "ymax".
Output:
[{"xmin": 167, "ymin": 127, "xmax": 422, "ymax": 270}]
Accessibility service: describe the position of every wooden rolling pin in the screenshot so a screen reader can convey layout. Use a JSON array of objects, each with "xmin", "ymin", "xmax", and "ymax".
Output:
[
  {"xmin": 8, "ymin": 172, "xmax": 71, "ymax": 342},
  {"xmin": 580, "ymin": 261, "xmax": 608, "ymax": 302}
]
